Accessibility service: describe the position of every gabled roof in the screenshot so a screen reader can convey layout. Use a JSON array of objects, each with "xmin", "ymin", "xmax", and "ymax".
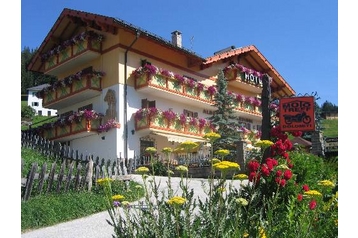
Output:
[
  {"xmin": 202, "ymin": 45, "xmax": 295, "ymax": 97},
  {"xmin": 28, "ymin": 8, "xmax": 205, "ymax": 72},
  {"xmin": 27, "ymin": 84, "xmax": 51, "ymax": 92}
]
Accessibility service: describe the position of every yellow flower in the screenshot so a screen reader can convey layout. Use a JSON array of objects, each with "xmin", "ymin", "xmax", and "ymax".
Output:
[
  {"xmin": 121, "ymin": 201, "xmax": 130, "ymax": 207},
  {"xmin": 135, "ymin": 185, "xmax": 143, "ymax": 189},
  {"xmin": 213, "ymin": 160, "xmax": 240, "ymax": 172},
  {"xmin": 214, "ymin": 149, "xmax": 230, "ymax": 157},
  {"xmin": 304, "ymin": 190, "xmax": 322, "ymax": 197},
  {"xmin": 210, "ymin": 158, "xmax": 221, "ymax": 164},
  {"xmin": 112, "ymin": 194, "xmax": 125, "ymax": 201},
  {"xmin": 235, "ymin": 197, "xmax": 248, "ymax": 206},
  {"xmin": 234, "ymin": 174, "xmax": 248, "ymax": 180},
  {"xmin": 203, "ymin": 132, "xmax": 221, "ymax": 142},
  {"xmin": 259, "ymin": 227, "xmax": 267, "ymax": 238},
  {"xmin": 161, "ymin": 147, "xmax": 173, "ymax": 154},
  {"xmin": 243, "ymin": 232, "xmax": 249, "ymax": 238},
  {"xmin": 166, "ymin": 196, "xmax": 187, "ymax": 206},
  {"xmin": 175, "ymin": 165, "xmax": 188, "ymax": 173},
  {"xmin": 254, "ymin": 140, "xmax": 274, "ymax": 149},
  {"xmin": 96, "ymin": 178, "xmax": 113, "ymax": 186},
  {"xmin": 318, "ymin": 180, "xmax": 335, "ymax": 188},
  {"xmin": 218, "ymin": 186, "xmax": 226, "ymax": 193},
  {"xmin": 145, "ymin": 147, "xmax": 157, "ymax": 154},
  {"xmin": 135, "ymin": 166, "xmax": 150, "ymax": 174}
]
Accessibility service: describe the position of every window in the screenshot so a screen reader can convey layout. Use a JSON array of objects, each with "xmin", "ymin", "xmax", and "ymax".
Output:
[
  {"xmin": 141, "ymin": 99, "xmax": 156, "ymax": 108},
  {"xmin": 60, "ymin": 111, "xmax": 73, "ymax": 118},
  {"xmin": 47, "ymin": 111, "xmax": 51, "ymax": 116},
  {"xmin": 78, "ymin": 104, "xmax": 93, "ymax": 112},
  {"xmin": 38, "ymin": 110, "xmax": 42, "ymax": 116},
  {"xmin": 32, "ymin": 102, "xmax": 39, "ymax": 107}
]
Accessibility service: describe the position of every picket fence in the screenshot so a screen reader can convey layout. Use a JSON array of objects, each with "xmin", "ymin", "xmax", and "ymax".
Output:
[{"xmin": 21, "ymin": 132, "xmax": 150, "ymax": 201}]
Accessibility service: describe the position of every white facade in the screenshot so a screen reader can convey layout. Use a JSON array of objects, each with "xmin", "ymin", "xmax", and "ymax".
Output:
[{"xmin": 27, "ymin": 84, "xmax": 58, "ymax": 117}]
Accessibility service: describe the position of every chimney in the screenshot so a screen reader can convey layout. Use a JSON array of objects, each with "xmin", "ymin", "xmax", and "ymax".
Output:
[{"xmin": 171, "ymin": 30, "xmax": 182, "ymax": 48}]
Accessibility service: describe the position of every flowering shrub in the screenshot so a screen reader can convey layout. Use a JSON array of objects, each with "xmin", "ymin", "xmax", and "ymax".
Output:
[
  {"xmin": 162, "ymin": 110, "xmax": 177, "ymax": 122},
  {"xmin": 207, "ymin": 85, "xmax": 217, "ymax": 96}
]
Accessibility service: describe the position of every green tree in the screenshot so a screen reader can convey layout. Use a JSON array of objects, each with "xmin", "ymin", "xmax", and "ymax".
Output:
[
  {"xmin": 21, "ymin": 104, "xmax": 36, "ymax": 120},
  {"xmin": 21, "ymin": 47, "xmax": 57, "ymax": 94},
  {"xmin": 208, "ymin": 70, "xmax": 242, "ymax": 160}
]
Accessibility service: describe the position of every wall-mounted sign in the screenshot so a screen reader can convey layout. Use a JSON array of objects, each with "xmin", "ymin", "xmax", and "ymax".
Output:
[
  {"xmin": 279, "ymin": 96, "xmax": 315, "ymax": 132},
  {"xmin": 241, "ymin": 72, "xmax": 263, "ymax": 87}
]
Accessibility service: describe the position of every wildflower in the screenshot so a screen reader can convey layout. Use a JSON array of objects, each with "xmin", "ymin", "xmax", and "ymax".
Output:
[
  {"xmin": 302, "ymin": 184, "xmax": 310, "ymax": 191},
  {"xmin": 167, "ymin": 170, "xmax": 174, "ymax": 175},
  {"xmin": 112, "ymin": 194, "xmax": 125, "ymax": 201},
  {"xmin": 166, "ymin": 196, "xmax": 186, "ymax": 206},
  {"xmin": 309, "ymin": 200, "xmax": 317, "ymax": 210},
  {"xmin": 213, "ymin": 160, "xmax": 240, "ymax": 172},
  {"xmin": 96, "ymin": 177, "xmax": 113, "ymax": 186},
  {"xmin": 203, "ymin": 132, "xmax": 221, "ymax": 142},
  {"xmin": 121, "ymin": 201, "xmax": 130, "ymax": 207},
  {"xmin": 176, "ymin": 165, "xmax": 188, "ymax": 173},
  {"xmin": 179, "ymin": 140, "xmax": 199, "ymax": 151},
  {"xmin": 297, "ymin": 193, "xmax": 303, "ymax": 201},
  {"xmin": 304, "ymin": 190, "xmax": 322, "ymax": 197},
  {"xmin": 145, "ymin": 147, "xmax": 157, "ymax": 154},
  {"xmin": 317, "ymin": 180, "xmax": 335, "ymax": 188},
  {"xmin": 214, "ymin": 149, "xmax": 230, "ymax": 157},
  {"xmin": 135, "ymin": 166, "xmax": 150, "ymax": 174},
  {"xmin": 259, "ymin": 227, "xmax": 267, "ymax": 238},
  {"xmin": 210, "ymin": 158, "xmax": 221, "ymax": 164},
  {"xmin": 233, "ymin": 174, "xmax": 248, "ymax": 180},
  {"xmin": 235, "ymin": 197, "xmax": 249, "ymax": 206},
  {"xmin": 113, "ymin": 201, "xmax": 120, "ymax": 207},
  {"xmin": 135, "ymin": 185, "xmax": 142, "ymax": 189},
  {"xmin": 254, "ymin": 140, "xmax": 274, "ymax": 149}
]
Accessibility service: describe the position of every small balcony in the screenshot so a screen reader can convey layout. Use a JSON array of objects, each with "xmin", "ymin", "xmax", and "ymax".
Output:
[
  {"xmin": 41, "ymin": 31, "xmax": 104, "ymax": 75},
  {"xmin": 37, "ymin": 67, "xmax": 105, "ymax": 110},
  {"xmin": 33, "ymin": 109, "xmax": 120, "ymax": 142},
  {"xmin": 134, "ymin": 108, "xmax": 214, "ymax": 139}
]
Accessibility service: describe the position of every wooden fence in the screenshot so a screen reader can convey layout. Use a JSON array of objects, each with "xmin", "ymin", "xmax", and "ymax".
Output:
[{"xmin": 21, "ymin": 132, "xmax": 148, "ymax": 201}]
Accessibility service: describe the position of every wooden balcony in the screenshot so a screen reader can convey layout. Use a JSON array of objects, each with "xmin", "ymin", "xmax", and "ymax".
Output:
[
  {"xmin": 134, "ymin": 110, "xmax": 213, "ymax": 140},
  {"xmin": 134, "ymin": 72, "xmax": 262, "ymax": 118},
  {"xmin": 41, "ymin": 72, "xmax": 103, "ymax": 110},
  {"xmin": 42, "ymin": 32, "xmax": 103, "ymax": 76},
  {"xmin": 40, "ymin": 117, "xmax": 102, "ymax": 142}
]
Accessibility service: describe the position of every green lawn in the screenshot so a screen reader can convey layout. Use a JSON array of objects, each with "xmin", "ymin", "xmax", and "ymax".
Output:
[{"xmin": 322, "ymin": 119, "xmax": 338, "ymax": 138}]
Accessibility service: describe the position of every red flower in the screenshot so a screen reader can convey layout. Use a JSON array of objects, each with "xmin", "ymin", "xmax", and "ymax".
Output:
[
  {"xmin": 302, "ymin": 184, "xmax": 309, "ymax": 191},
  {"xmin": 249, "ymin": 171, "xmax": 261, "ymax": 184},
  {"xmin": 309, "ymin": 200, "xmax": 317, "ymax": 210},
  {"xmin": 247, "ymin": 160, "xmax": 260, "ymax": 172},
  {"xmin": 297, "ymin": 194, "xmax": 303, "ymax": 201},
  {"xmin": 276, "ymin": 170, "xmax": 283, "ymax": 178},
  {"xmin": 261, "ymin": 165, "xmax": 270, "ymax": 177},
  {"xmin": 284, "ymin": 169, "xmax": 293, "ymax": 180},
  {"xmin": 275, "ymin": 178, "xmax": 286, "ymax": 187}
]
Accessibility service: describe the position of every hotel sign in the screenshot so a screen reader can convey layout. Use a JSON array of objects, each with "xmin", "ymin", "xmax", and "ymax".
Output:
[
  {"xmin": 279, "ymin": 96, "xmax": 315, "ymax": 132},
  {"xmin": 241, "ymin": 72, "xmax": 263, "ymax": 87}
]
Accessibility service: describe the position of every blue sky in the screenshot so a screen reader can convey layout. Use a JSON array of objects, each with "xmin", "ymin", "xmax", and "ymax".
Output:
[
  {"xmin": 21, "ymin": 0, "xmax": 338, "ymax": 106},
  {"xmin": 20, "ymin": 0, "xmax": 338, "ymax": 107}
]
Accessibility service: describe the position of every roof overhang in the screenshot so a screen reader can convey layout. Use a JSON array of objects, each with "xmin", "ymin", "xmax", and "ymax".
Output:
[{"xmin": 202, "ymin": 45, "xmax": 295, "ymax": 98}]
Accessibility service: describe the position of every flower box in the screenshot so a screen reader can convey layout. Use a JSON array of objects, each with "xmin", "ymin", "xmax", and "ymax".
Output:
[
  {"xmin": 184, "ymin": 85, "xmax": 197, "ymax": 97},
  {"xmin": 135, "ymin": 73, "xmax": 149, "ymax": 88},
  {"xmin": 57, "ymin": 125, "xmax": 71, "ymax": 137},
  {"xmin": 150, "ymin": 75, "xmax": 167, "ymax": 88},
  {"xmin": 56, "ymin": 85, "xmax": 71, "ymax": 100},
  {"xmin": 59, "ymin": 47, "xmax": 72, "ymax": 63}
]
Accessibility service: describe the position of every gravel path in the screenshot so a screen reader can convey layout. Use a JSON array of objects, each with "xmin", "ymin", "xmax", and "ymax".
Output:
[{"xmin": 21, "ymin": 174, "xmax": 246, "ymax": 238}]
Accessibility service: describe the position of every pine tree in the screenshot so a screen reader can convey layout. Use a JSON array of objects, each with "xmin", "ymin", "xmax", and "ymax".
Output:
[{"xmin": 208, "ymin": 70, "xmax": 243, "ymax": 160}]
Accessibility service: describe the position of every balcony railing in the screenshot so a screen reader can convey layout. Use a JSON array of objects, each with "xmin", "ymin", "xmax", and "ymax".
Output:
[
  {"xmin": 31, "ymin": 109, "xmax": 120, "ymax": 142},
  {"xmin": 37, "ymin": 67, "xmax": 105, "ymax": 109},
  {"xmin": 134, "ymin": 108, "xmax": 214, "ymax": 137},
  {"xmin": 40, "ymin": 117, "xmax": 102, "ymax": 141},
  {"xmin": 41, "ymin": 31, "xmax": 104, "ymax": 75},
  {"xmin": 132, "ymin": 64, "xmax": 262, "ymax": 116}
]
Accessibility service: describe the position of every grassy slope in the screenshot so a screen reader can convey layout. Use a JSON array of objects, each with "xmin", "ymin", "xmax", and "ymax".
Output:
[{"xmin": 321, "ymin": 119, "xmax": 338, "ymax": 138}]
